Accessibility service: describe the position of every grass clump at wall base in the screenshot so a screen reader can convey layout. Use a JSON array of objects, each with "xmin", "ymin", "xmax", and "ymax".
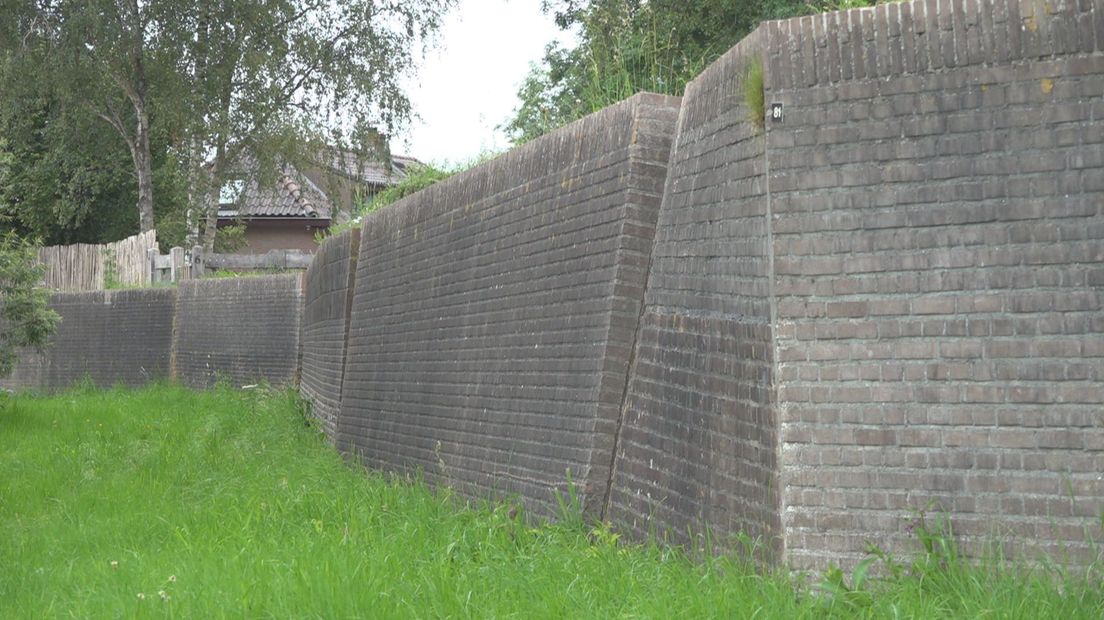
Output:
[{"xmin": 2, "ymin": 386, "xmax": 1102, "ymax": 618}]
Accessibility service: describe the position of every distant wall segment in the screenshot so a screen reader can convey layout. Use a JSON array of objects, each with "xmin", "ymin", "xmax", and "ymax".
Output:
[
  {"xmin": 0, "ymin": 289, "xmax": 176, "ymax": 391},
  {"xmin": 172, "ymin": 275, "xmax": 303, "ymax": 389}
]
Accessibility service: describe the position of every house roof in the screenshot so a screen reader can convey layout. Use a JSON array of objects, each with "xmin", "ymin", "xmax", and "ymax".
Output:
[
  {"xmin": 223, "ymin": 169, "xmax": 331, "ymax": 220},
  {"xmin": 320, "ymin": 151, "xmax": 421, "ymax": 187},
  {"xmin": 219, "ymin": 152, "xmax": 419, "ymax": 221}
]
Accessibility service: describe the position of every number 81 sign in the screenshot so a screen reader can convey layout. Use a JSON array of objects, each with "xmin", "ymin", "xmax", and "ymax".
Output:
[{"xmin": 770, "ymin": 103, "xmax": 784, "ymax": 123}]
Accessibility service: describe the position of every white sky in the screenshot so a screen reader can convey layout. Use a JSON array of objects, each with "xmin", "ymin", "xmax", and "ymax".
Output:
[{"xmin": 397, "ymin": 0, "xmax": 575, "ymax": 167}]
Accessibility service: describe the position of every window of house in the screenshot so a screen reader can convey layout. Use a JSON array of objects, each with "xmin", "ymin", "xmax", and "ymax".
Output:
[{"xmin": 219, "ymin": 179, "xmax": 245, "ymax": 206}]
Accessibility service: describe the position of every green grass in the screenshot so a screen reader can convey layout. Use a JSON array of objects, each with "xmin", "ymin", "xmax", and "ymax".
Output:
[{"xmin": 1, "ymin": 384, "xmax": 1101, "ymax": 618}]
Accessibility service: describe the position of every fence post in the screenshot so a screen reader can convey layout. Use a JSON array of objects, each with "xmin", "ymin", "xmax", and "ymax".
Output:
[
  {"xmin": 191, "ymin": 245, "xmax": 205, "ymax": 279},
  {"xmin": 147, "ymin": 248, "xmax": 160, "ymax": 285},
  {"xmin": 169, "ymin": 247, "xmax": 185, "ymax": 283}
]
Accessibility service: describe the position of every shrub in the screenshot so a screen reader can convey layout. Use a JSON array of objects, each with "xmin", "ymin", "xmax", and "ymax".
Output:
[{"xmin": 0, "ymin": 232, "xmax": 59, "ymax": 377}]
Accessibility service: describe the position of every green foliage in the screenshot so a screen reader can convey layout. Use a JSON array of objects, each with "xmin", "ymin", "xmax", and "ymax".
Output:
[
  {"xmin": 505, "ymin": 0, "xmax": 894, "ymax": 143},
  {"xmin": 0, "ymin": 38, "xmax": 187, "ymax": 245},
  {"xmin": 318, "ymin": 162, "xmax": 454, "ymax": 240},
  {"xmin": 213, "ymin": 223, "xmax": 248, "ymax": 254},
  {"xmin": 0, "ymin": 232, "xmax": 59, "ymax": 377},
  {"xmin": 1, "ymin": 385, "xmax": 1102, "ymax": 617},
  {"xmin": 318, "ymin": 152, "xmax": 504, "ymax": 241},
  {"xmin": 363, "ymin": 164, "xmax": 454, "ymax": 215},
  {"xmin": 744, "ymin": 59, "xmax": 766, "ymax": 131},
  {"xmin": 1, "ymin": 0, "xmax": 455, "ymax": 247},
  {"xmin": 505, "ymin": 0, "xmax": 772, "ymax": 143},
  {"xmin": 101, "ymin": 249, "xmax": 120, "ymax": 290}
]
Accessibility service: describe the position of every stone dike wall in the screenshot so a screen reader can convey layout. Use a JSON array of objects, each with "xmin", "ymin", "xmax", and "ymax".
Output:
[
  {"xmin": 605, "ymin": 30, "xmax": 783, "ymax": 555},
  {"xmin": 0, "ymin": 289, "xmax": 176, "ymax": 390},
  {"xmin": 2, "ymin": 277, "xmax": 303, "ymax": 393},
  {"xmin": 2, "ymin": 0, "xmax": 1100, "ymax": 570},
  {"xmin": 335, "ymin": 93, "xmax": 680, "ymax": 517}
]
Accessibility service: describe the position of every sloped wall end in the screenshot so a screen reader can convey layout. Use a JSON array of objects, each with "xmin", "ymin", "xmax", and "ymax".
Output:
[
  {"xmin": 606, "ymin": 29, "xmax": 783, "ymax": 554},
  {"xmin": 335, "ymin": 93, "xmax": 680, "ymax": 517},
  {"xmin": 301, "ymin": 229, "xmax": 361, "ymax": 441},
  {"xmin": 173, "ymin": 274, "xmax": 303, "ymax": 389}
]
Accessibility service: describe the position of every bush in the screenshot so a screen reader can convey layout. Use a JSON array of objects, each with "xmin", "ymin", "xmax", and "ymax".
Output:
[
  {"xmin": 0, "ymin": 232, "xmax": 59, "ymax": 377},
  {"xmin": 317, "ymin": 163, "xmax": 454, "ymax": 240}
]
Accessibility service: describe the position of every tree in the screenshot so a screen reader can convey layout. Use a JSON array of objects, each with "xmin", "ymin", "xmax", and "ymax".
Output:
[
  {"xmin": 504, "ymin": 0, "xmax": 850, "ymax": 143},
  {"xmin": 178, "ymin": 0, "xmax": 453, "ymax": 251},
  {"xmin": 0, "ymin": 229, "xmax": 59, "ymax": 378},
  {"xmin": 0, "ymin": 60, "xmax": 147, "ymax": 245},
  {"xmin": 0, "ymin": 1, "xmax": 189, "ymax": 246},
  {"xmin": 1, "ymin": 0, "xmax": 454, "ymax": 249}
]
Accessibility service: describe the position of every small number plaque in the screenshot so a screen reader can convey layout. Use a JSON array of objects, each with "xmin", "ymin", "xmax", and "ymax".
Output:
[{"xmin": 770, "ymin": 103, "xmax": 784, "ymax": 123}]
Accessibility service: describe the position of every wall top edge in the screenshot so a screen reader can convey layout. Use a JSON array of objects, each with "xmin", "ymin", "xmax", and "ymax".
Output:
[
  {"xmin": 356, "ymin": 92, "xmax": 682, "ymax": 237},
  {"xmin": 755, "ymin": 0, "xmax": 1101, "ymax": 91}
]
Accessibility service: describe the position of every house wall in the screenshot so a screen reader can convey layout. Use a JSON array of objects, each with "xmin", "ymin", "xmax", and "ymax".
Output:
[{"xmin": 222, "ymin": 219, "xmax": 329, "ymax": 254}]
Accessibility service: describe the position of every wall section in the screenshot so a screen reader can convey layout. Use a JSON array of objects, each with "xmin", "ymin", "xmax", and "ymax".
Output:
[
  {"xmin": 172, "ymin": 275, "xmax": 303, "ymax": 389},
  {"xmin": 763, "ymin": 0, "xmax": 1104, "ymax": 569},
  {"xmin": 0, "ymin": 288, "xmax": 176, "ymax": 392},
  {"xmin": 300, "ymin": 229, "xmax": 360, "ymax": 440},
  {"xmin": 606, "ymin": 30, "xmax": 782, "ymax": 553},
  {"xmin": 336, "ymin": 93, "xmax": 680, "ymax": 517}
]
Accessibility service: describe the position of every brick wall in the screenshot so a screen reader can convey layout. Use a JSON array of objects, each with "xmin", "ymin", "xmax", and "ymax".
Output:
[
  {"xmin": 763, "ymin": 0, "xmax": 1104, "ymax": 568},
  {"xmin": 336, "ymin": 93, "xmax": 680, "ymax": 517},
  {"xmin": 0, "ymin": 289, "xmax": 176, "ymax": 392},
  {"xmin": 172, "ymin": 275, "xmax": 303, "ymax": 389},
  {"xmin": 606, "ymin": 30, "xmax": 783, "ymax": 554},
  {"xmin": 300, "ymin": 229, "xmax": 360, "ymax": 440}
]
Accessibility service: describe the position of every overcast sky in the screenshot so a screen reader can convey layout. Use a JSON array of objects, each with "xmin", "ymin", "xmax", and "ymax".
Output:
[{"xmin": 397, "ymin": 0, "xmax": 575, "ymax": 167}]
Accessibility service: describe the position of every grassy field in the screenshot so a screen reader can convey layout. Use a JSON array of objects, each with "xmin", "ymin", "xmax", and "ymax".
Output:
[{"xmin": 1, "ymin": 384, "xmax": 1101, "ymax": 618}]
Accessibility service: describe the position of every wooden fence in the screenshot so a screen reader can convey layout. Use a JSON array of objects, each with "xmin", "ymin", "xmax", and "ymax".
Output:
[
  {"xmin": 146, "ymin": 246, "xmax": 312, "ymax": 285},
  {"xmin": 37, "ymin": 230, "xmax": 158, "ymax": 291}
]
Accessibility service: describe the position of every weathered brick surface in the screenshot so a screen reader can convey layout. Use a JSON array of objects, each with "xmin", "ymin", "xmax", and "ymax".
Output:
[
  {"xmin": 764, "ymin": 0, "xmax": 1104, "ymax": 569},
  {"xmin": 300, "ymin": 229, "xmax": 360, "ymax": 441},
  {"xmin": 172, "ymin": 275, "xmax": 303, "ymax": 389},
  {"xmin": 606, "ymin": 30, "xmax": 783, "ymax": 553},
  {"xmin": 336, "ymin": 93, "xmax": 679, "ymax": 517},
  {"xmin": 0, "ymin": 289, "xmax": 176, "ymax": 392}
]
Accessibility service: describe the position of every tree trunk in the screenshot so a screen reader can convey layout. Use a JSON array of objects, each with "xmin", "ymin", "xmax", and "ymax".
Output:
[
  {"xmin": 200, "ymin": 153, "xmax": 223, "ymax": 253},
  {"xmin": 184, "ymin": 136, "xmax": 205, "ymax": 247},
  {"xmin": 134, "ymin": 109, "xmax": 156, "ymax": 232},
  {"xmin": 201, "ymin": 179, "xmax": 220, "ymax": 253}
]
